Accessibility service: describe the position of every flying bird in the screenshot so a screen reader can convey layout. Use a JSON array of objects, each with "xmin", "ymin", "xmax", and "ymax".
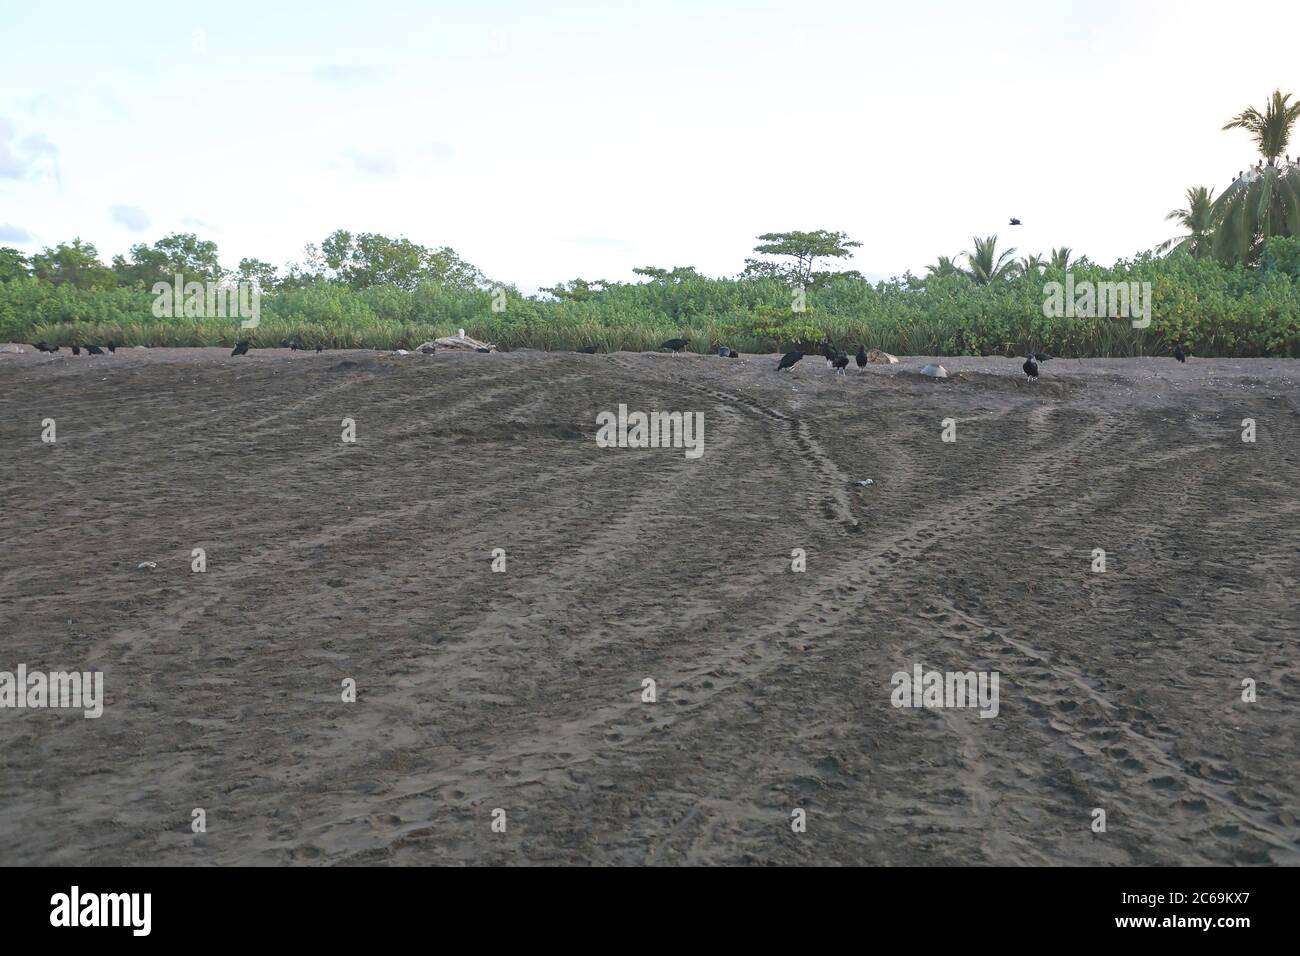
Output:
[
  {"xmin": 661, "ymin": 337, "xmax": 689, "ymax": 353},
  {"xmin": 856, "ymin": 345, "xmax": 868, "ymax": 371},
  {"xmin": 1023, "ymin": 355, "xmax": 1039, "ymax": 381},
  {"xmin": 1009, "ymin": 218, "xmax": 1023, "ymax": 226},
  {"xmin": 232, "ymin": 340, "xmax": 251, "ymax": 356},
  {"xmin": 1172, "ymin": 344, "xmax": 1186, "ymax": 363},
  {"xmin": 832, "ymin": 352, "xmax": 850, "ymax": 376},
  {"xmin": 776, "ymin": 350, "xmax": 804, "ymax": 372}
]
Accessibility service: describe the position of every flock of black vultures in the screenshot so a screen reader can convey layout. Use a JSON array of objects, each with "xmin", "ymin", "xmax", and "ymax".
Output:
[
  {"xmin": 644, "ymin": 336, "xmax": 1189, "ymax": 381},
  {"xmin": 27, "ymin": 336, "xmax": 1191, "ymax": 380}
]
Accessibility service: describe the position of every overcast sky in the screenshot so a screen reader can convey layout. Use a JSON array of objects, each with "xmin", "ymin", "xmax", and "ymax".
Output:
[{"xmin": 2, "ymin": 0, "xmax": 1297, "ymax": 291}]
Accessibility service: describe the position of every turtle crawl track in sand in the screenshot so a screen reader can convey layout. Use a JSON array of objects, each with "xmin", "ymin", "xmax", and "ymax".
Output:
[{"xmin": 0, "ymin": 347, "xmax": 1297, "ymax": 865}]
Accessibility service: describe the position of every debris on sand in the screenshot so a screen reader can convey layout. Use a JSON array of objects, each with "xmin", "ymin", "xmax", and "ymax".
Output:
[
  {"xmin": 415, "ymin": 331, "xmax": 498, "ymax": 354},
  {"xmin": 135, "ymin": 561, "xmax": 157, "ymax": 571},
  {"xmin": 920, "ymin": 364, "xmax": 948, "ymax": 378},
  {"xmin": 867, "ymin": 349, "xmax": 899, "ymax": 364},
  {"xmin": 856, "ymin": 479, "xmax": 875, "ymax": 486}
]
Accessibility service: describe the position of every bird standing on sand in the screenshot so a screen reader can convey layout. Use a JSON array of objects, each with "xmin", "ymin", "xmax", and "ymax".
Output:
[
  {"xmin": 1172, "ymin": 344, "xmax": 1186, "ymax": 363},
  {"xmin": 86, "ymin": 344, "xmax": 105, "ymax": 355},
  {"xmin": 71, "ymin": 344, "xmax": 81, "ymax": 355},
  {"xmin": 1023, "ymin": 355, "xmax": 1039, "ymax": 381},
  {"xmin": 820, "ymin": 342, "xmax": 836, "ymax": 366},
  {"xmin": 33, "ymin": 342, "xmax": 59, "ymax": 353},
  {"xmin": 576, "ymin": 345, "xmax": 598, "ymax": 354},
  {"xmin": 856, "ymin": 345, "xmax": 868, "ymax": 371},
  {"xmin": 106, "ymin": 342, "xmax": 117, "ymax": 354},
  {"xmin": 832, "ymin": 352, "xmax": 850, "ymax": 376},
  {"xmin": 661, "ymin": 337, "xmax": 689, "ymax": 353},
  {"xmin": 727, "ymin": 348, "xmax": 739, "ymax": 358},
  {"xmin": 232, "ymin": 340, "xmax": 251, "ymax": 356},
  {"xmin": 776, "ymin": 350, "xmax": 804, "ymax": 372}
]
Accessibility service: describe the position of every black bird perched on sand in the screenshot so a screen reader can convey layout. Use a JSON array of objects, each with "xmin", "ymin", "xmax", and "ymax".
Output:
[
  {"xmin": 727, "ymin": 348, "xmax": 739, "ymax": 358},
  {"xmin": 1023, "ymin": 355, "xmax": 1039, "ymax": 381},
  {"xmin": 106, "ymin": 341, "xmax": 117, "ymax": 354},
  {"xmin": 86, "ymin": 344, "xmax": 105, "ymax": 355},
  {"xmin": 776, "ymin": 350, "xmax": 804, "ymax": 372},
  {"xmin": 232, "ymin": 340, "xmax": 251, "ymax": 356},
  {"xmin": 315, "ymin": 344, "xmax": 324, "ymax": 353},
  {"xmin": 661, "ymin": 337, "xmax": 689, "ymax": 353},
  {"xmin": 832, "ymin": 352, "xmax": 850, "ymax": 376},
  {"xmin": 820, "ymin": 342, "xmax": 836, "ymax": 366},
  {"xmin": 71, "ymin": 344, "xmax": 81, "ymax": 355},
  {"xmin": 856, "ymin": 345, "xmax": 868, "ymax": 371},
  {"xmin": 33, "ymin": 341, "xmax": 59, "ymax": 353},
  {"xmin": 1172, "ymin": 343, "xmax": 1186, "ymax": 363},
  {"xmin": 1009, "ymin": 217, "xmax": 1023, "ymax": 226},
  {"xmin": 575, "ymin": 345, "xmax": 598, "ymax": 354},
  {"xmin": 1033, "ymin": 351, "xmax": 1053, "ymax": 362}
]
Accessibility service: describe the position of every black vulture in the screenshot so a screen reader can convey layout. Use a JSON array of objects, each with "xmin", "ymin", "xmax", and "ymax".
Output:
[
  {"xmin": 1172, "ymin": 344, "xmax": 1186, "ymax": 363},
  {"xmin": 1023, "ymin": 355, "xmax": 1039, "ymax": 381},
  {"xmin": 86, "ymin": 344, "xmax": 105, "ymax": 355},
  {"xmin": 832, "ymin": 352, "xmax": 850, "ymax": 375},
  {"xmin": 279, "ymin": 338, "xmax": 291, "ymax": 348},
  {"xmin": 71, "ymin": 344, "xmax": 81, "ymax": 355},
  {"xmin": 315, "ymin": 345, "xmax": 324, "ymax": 353},
  {"xmin": 1033, "ymin": 351, "xmax": 1053, "ymax": 362},
  {"xmin": 576, "ymin": 345, "xmax": 598, "ymax": 354},
  {"xmin": 820, "ymin": 342, "xmax": 836, "ymax": 366},
  {"xmin": 33, "ymin": 342, "xmax": 59, "ymax": 353},
  {"xmin": 232, "ymin": 340, "xmax": 251, "ymax": 356},
  {"xmin": 106, "ymin": 341, "xmax": 117, "ymax": 353},
  {"xmin": 727, "ymin": 349, "xmax": 739, "ymax": 358},
  {"xmin": 776, "ymin": 350, "xmax": 804, "ymax": 372},
  {"xmin": 856, "ymin": 345, "xmax": 868, "ymax": 370},
  {"xmin": 1009, "ymin": 218, "xmax": 1023, "ymax": 226},
  {"xmin": 661, "ymin": 337, "xmax": 689, "ymax": 353}
]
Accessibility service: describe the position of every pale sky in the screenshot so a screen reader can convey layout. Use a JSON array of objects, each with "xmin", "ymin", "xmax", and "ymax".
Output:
[{"xmin": 2, "ymin": 0, "xmax": 1297, "ymax": 291}]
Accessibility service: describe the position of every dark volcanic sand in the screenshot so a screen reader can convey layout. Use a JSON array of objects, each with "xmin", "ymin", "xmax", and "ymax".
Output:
[{"xmin": 1, "ymin": 346, "xmax": 1298, "ymax": 865}]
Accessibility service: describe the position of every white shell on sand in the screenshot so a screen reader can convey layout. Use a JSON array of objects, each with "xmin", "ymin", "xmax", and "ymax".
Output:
[{"xmin": 920, "ymin": 364, "xmax": 948, "ymax": 378}]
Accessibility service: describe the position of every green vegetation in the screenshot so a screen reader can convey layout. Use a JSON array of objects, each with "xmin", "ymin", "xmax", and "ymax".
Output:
[{"xmin": 3, "ymin": 91, "xmax": 1299, "ymax": 358}]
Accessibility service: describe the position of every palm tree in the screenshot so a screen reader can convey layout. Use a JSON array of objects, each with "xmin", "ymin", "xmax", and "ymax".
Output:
[
  {"xmin": 1222, "ymin": 90, "xmax": 1300, "ymax": 165},
  {"xmin": 1157, "ymin": 186, "xmax": 1217, "ymax": 257},
  {"xmin": 1020, "ymin": 253, "xmax": 1047, "ymax": 275},
  {"xmin": 1049, "ymin": 247, "xmax": 1073, "ymax": 270},
  {"xmin": 961, "ymin": 235, "xmax": 1018, "ymax": 284},
  {"xmin": 926, "ymin": 255, "xmax": 961, "ymax": 278},
  {"xmin": 1212, "ymin": 90, "xmax": 1300, "ymax": 265}
]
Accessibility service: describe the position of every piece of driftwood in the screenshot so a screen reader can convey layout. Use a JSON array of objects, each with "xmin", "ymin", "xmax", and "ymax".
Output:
[
  {"xmin": 415, "ymin": 329, "xmax": 498, "ymax": 353},
  {"xmin": 867, "ymin": 349, "xmax": 898, "ymax": 364}
]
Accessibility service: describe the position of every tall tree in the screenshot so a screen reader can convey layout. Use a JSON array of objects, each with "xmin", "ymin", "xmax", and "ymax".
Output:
[
  {"xmin": 30, "ymin": 238, "xmax": 116, "ymax": 289},
  {"xmin": 112, "ymin": 233, "xmax": 224, "ymax": 287},
  {"xmin": 926, "ymin": 255, "xmax": 961, "ymax": 278},
  {"xmin": 961, "ymin": 235, "xmax": 1019, "ymax": 284},
  {"xmin": 0, "ymin": 246, "xmax": 29, "ymax": 282},
  {"xmin": 1157, "ymin": 187, "xmax": 1217, "ymax": 257},
  {"xmin": 1222, "ymin": 90, "xmax": 1300, "ymax": 165},
  {"xmin": 319, "ymin": 230, "xmax": 487, "ymax": 291},
  {"xmin": 742, "ymin": 230, "xmax": 861, "ymax": 287},
  {"xmin": 1212, "ymin": 91, "xmax": 1300, "ymax": 265},
  {"xmin": 1049, "ymin": 247, "xmax": 1074, "ymax": 270}
]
